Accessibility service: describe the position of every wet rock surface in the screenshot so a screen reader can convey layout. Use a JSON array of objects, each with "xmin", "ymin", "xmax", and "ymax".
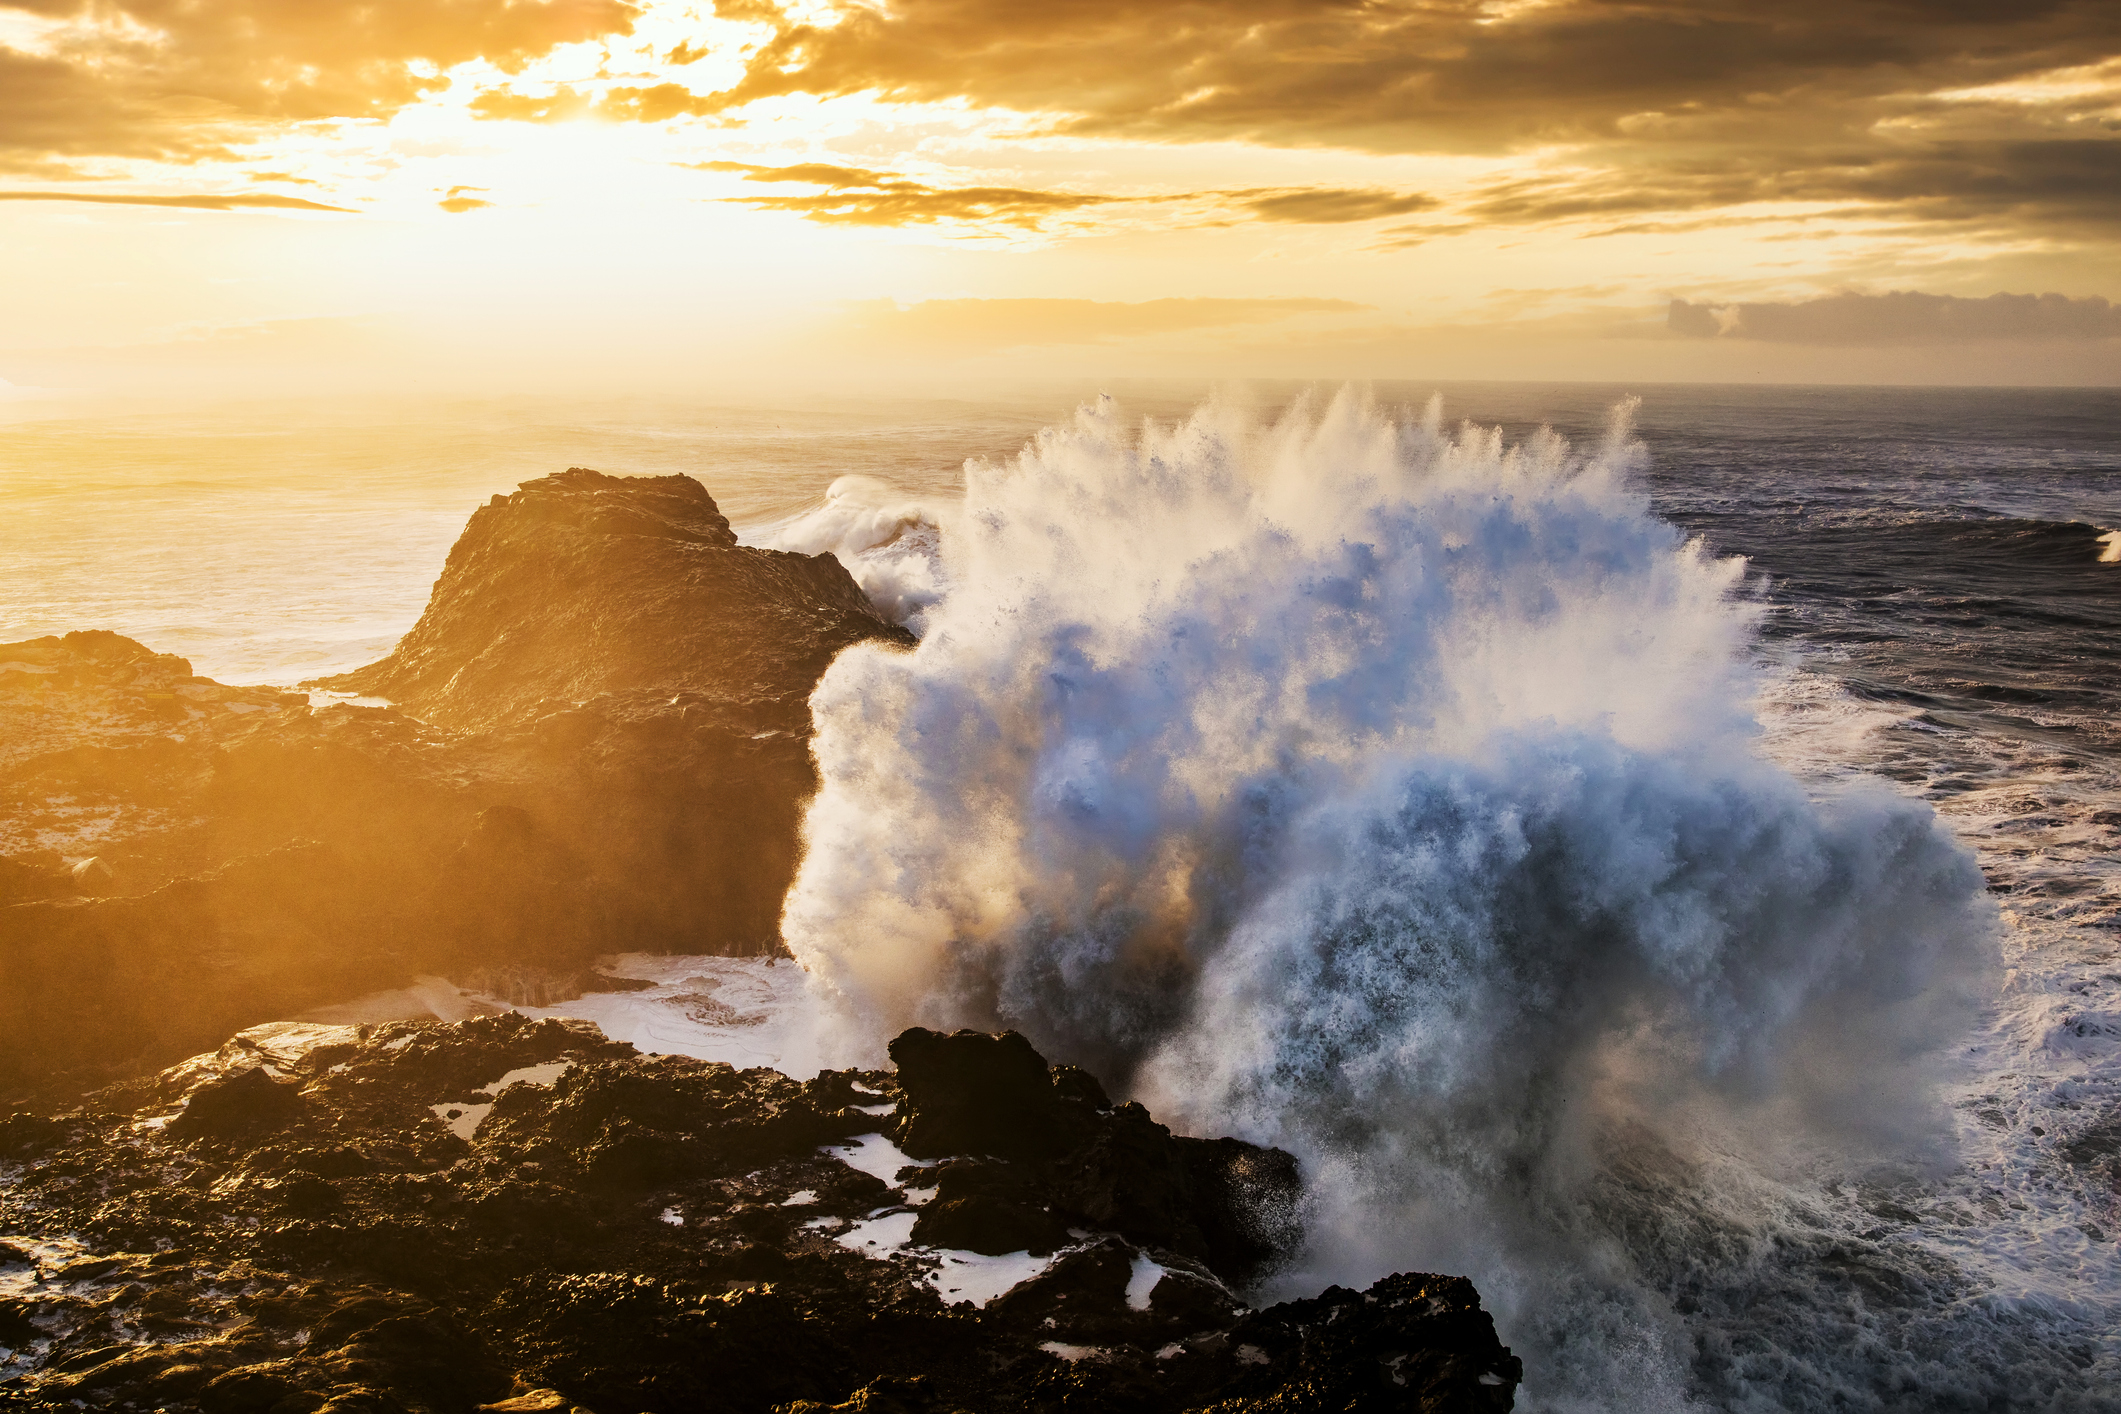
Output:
[
  {"xmin": 0, "ymin": 1022, "xmax": 1520, "ymax": 1412},
  {"xmin": 0, "ymin": 472, "xmax": 912, "ymax": 1102}
]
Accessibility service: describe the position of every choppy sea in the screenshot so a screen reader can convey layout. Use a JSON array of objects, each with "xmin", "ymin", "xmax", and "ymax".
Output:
[{"xmin": 3, "ymin": 383, "xmax": 2118, "ymax": 1411}]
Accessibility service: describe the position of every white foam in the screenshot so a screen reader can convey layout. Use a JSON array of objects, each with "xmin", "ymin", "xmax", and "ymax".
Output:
[
  {"xmin": 928, "ymin": 1248, "xmax": 1051, "ymax": 1307},
  {"xmin": 753, "ymin": 474, "xmax": 953, "ymax": 628},
  {"xmin": 816, "ymin": 1131, "xmax": 1058, "ymax": 1307},
  {"xmin": 835, "ymin": 1209, "xmax": 919, "ymax": 1255},
  {"xmin": 301, "ymin": 974, "xmax": 505, "ymax": 1025},
  {"xmin": 1125, "ymin": 1252, "xmax": 1164, "ymax": 1312},
  {"xmin": 502, "ymin": 954, "xmax": 834, "ymax": 1077},
  {"xmin": 429, "ymin": 1059, "xmax": 573, "ymax": 1141},
  {"xmin": 821, "ymin": 1132, "xmax": 934, "ymax": 1187},
  {"xmin": 827, "ymin": 1207, "xmax": 1057, "ymax": 1308}
]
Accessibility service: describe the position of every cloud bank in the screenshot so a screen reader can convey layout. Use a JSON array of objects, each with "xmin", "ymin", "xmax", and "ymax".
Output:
[
  {"xmin": 0, "ymin": 0, "xmax": 635, "ymax": 168},
  {"xmin": 1669, "ymin": 290, "xmax": 2121, "ymax": 343},
  {"xmin": 840, "ymin": 297, "xmax": 1370, "ymax": 351}
]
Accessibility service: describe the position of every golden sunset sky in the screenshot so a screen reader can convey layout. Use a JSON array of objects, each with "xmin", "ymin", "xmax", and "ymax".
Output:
[{"xmin": 3, "ymin": 0, "xmax": 2119, "ymax": 396}]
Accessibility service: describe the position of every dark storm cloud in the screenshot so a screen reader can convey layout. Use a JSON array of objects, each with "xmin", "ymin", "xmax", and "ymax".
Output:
[
  {"xmin": 7, "ymin": 0, "xmax": 2119, "ymax": 246},
  {"xmin": 0, "ymin": 0, "xmax": 637, "ymax": 166},
  {"xmin": 665, "ymin": 0, "xmax": 2121, "ymax": 236},
  {"xmin": 1466, "ymin": 138, "xmax": 2121, "ymax": 234},
  {"xmin": 1667, "ymin": 290, "xmax": 2121, "ymax": 343},
  {"xmin": 686, "ymin": 1, "xmax": 2116, "ymax": 148},
  {"xmin": 0, "ymin": 189, "xmax": 355, "ymax": 211},
  {"xmin": 1242, "ymin": 189, "xmax": 1436, "ymax": 224}
]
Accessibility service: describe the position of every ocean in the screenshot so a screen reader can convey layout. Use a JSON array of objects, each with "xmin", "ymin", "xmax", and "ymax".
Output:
[{"xmin": 3, "ymin": 382, "xmax": 2118, "ymax": 1410}]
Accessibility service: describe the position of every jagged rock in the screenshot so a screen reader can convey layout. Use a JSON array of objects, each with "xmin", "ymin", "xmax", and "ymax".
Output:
[
  {"xmin": 308, "ymin": 468, "xmax": 910, "ymax": 732},
  {"xmin": 984, "ymin": 1235, "xmax": 1139, "ymax": 1340},
  {"xmin": 778, "ymin": 1374, "xmax": 949, "ymax": 1414},
  {"xmin": 0, "ymin": 1014, "xmax": 1519, "ymax": 1413},
  {"xmin": 889, "ymin": 1028, "xmax": 1074, "ymax": 1160},
  {"xmin": 1209, "ymin": 1274, "xmax": 1525, "ymax": 1411},
  {"xmin": 890, "ymin": 1027, "xmax": 1300, "ymax": 1282},
  {"xmin": 166, "ymin": 1065, "xmax": 307, "ymax": 1140},
  {"xmin": 907, "ymin": 1162, "xmax": 1074, "ymax": 1256},
  {"xmin": 1, "ymin": 471, "xmax": 913, "ymax": 1102}
]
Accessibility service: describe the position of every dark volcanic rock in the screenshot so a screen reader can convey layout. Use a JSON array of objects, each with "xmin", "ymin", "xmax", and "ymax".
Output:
[
  {"xmin": 309, "ymin": 467, "xmax": 909, "ymax": 731},
  {"xmin": 165, "ymin": 1064, "xmax": 308, "ymax": 1140},
  {"xmin": 0, "ymin": 1016, "xmax": 1519, "ymax": 1413},
  {"xmin": 1, "ymin": 472, "xmax": 913, "ymax": 1102},
  {"xmin": 890, "ymin": 1028, "xmax": 1069, "ymax": 1161},
  {"xmin": 892, "ymin": 1029, "xmax": 1300, "ymax": 1282}
]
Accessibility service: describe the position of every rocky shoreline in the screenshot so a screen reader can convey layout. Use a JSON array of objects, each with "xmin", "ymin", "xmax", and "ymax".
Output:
[
  {"xmin": 1, "ymin": 469, "xmax": 908, "ymax": 1102},
  {"xmin": 0, "ymin": 1017, "xmax": 1519, "ymax": 1412},
  {"xmin": 3, "ymin": 466, "xmax": 1523, "ymax": 1409}
]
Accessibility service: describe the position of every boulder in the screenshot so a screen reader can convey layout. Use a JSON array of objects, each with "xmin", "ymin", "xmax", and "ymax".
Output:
[
  {"xmin": 888, "ymin": 1026, "xmax": 1299, "ymax": 1282},
  {"xmin": 166, "ymin": 1064, "xmax": 308, "ymax": 1140},
  {"xmin": 888, "ymin": 1028, "xmax": 1068, "ymax": 1160}
]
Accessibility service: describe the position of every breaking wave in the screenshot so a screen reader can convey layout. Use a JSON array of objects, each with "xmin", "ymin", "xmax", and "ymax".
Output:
[
  {"xmin": 758, "ymin": 473, "xmax": 954, "ymax": 626},
  {"xmin": 782, "ymin": 390, "xmax": 2000, "ymax": 1406}
]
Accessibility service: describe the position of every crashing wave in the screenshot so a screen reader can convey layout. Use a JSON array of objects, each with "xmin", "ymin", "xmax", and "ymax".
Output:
[
  {"xmin": 782, "ymin": 388, "xmax": 1997, "ymax": 1404},
  {"xmin": 758, "ymin": 473, "xmax": 954, "ymax": 627}
]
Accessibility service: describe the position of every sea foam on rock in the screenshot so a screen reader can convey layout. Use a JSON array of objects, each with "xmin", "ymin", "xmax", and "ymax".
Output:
[
  {"xmin": 0, "ymin": 470, "xmax": 911, "ymax": 1101},
  {"xmin": 0, "ymin": 1020, "xmax": 1520, "ymax": 1412}
]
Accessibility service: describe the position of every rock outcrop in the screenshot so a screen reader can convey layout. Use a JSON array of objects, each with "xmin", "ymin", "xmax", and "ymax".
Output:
[
  {"xmin": 0, "ymin": 472, "xmax": 913, "ymax": 1101},
  {"xmin": 0, "ymin": 1021, "xmax": 1521, "ymax": 1412},
  {"xmin": 308, "ymin": 469, "xmax": 905, "ymax": 732}
]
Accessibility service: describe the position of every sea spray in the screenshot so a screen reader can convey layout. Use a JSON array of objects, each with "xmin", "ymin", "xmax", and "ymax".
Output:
[
  {"xmin": 782, "ymin": 389, "xmax": 1998, "ymax": 1405},
  {"xmin": 760, "ymin": 472, "xmax": 955, "ymax": 626}
]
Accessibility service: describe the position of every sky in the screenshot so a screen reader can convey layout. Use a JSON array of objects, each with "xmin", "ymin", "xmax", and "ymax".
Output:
[{"xmin": 2, "ymin": 0, "xmax": 2119, "ymax": 397}]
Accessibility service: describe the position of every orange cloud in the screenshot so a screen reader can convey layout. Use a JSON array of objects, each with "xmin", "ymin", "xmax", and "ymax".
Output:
[
  {"xmin": 655, "ymin": 0, "xmax": 2121, "ymax": 239},
  {"xmin": 1, "ymin": 0, "xmax": 638, "ymax": 166},
  {"xmin": 697, "ymin": 161, "xmax": 1117, "ymax": 228},
  {"xmin": 0, "ymin": 189, "xmax": 354, "ymax": 212},
  {"xmin": 690, "ymin": 161, "xmax": 1442, "ymax": 232},
  {"xmin": 1241, "ymin": 188, "xmax": 1436, "ymax": 224}
]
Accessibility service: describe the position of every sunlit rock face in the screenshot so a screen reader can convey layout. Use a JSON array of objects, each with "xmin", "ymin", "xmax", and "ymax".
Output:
[
  {"xmin": 0, "ymin": 1019, "xmax": 1520, "ymax": 1413},
  {"xmin": 311, "ymin": 467, "xmax": 908, "ymax": 731},
  {"xmin": 0, "ymin": 472, "xmax": 912, "ymax": 1101}
]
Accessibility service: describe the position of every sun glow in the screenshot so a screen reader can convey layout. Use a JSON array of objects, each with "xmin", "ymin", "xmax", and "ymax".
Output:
[{"xmin": 0, "ymin": 0, "xmax": 2113, "ymax": 396}]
